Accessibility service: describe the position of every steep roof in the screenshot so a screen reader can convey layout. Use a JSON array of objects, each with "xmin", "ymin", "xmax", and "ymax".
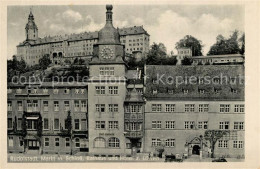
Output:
[
  {"xmin": 17, "ymin": 26, "xmax": 148, "ymax": 47},
  {"xmin": 144, "ymin": 65, "xmax": 244, "ymax": 101}
]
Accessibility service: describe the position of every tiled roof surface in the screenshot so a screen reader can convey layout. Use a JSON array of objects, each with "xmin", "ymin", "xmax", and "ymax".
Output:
[
  {"xmin": 193, "ymin": 54, "xmax": 244, "ymax": 59},
  {"xmin": 18, "ymin": 26, "xmax": 148, "ymax": 46},
  {"xmin": 144, "ymin": 65, "xmax": 245, "ymax": 101}
]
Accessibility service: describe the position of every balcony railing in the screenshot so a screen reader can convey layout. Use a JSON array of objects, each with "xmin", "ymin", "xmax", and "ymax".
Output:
[
  {"xmin": 124, "ymin": 131, "xmax": 143, "ymax": 138},
  {"xmin": 125, "ymin": 113, "xmax": 143, "ymax": 121}
]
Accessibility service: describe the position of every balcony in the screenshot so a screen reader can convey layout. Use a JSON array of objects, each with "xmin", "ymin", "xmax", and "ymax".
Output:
[
  {"xmin": 124, "ymin": 131, "xmax": 143, "ymax": 138},
  {"xmin": 124, "ymin": 113, "xmax": 143, "ymax": 122}
]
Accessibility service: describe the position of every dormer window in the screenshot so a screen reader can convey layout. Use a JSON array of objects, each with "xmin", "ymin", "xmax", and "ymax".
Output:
[
  {"xmin": 16, "ymin": 88, "xmax": 22, "ymax": 94},
  {"xmin": 183, "ymin": 89, "xmax": 189, "ymax": 94},
  {"xmin": 213, "ymin": 78, "xmax": 220, "ymax": 84},
  {"xmin": 32, "ymin": 88, "xmax": 38, "ymax": 94},
  {"xmin": 43, "ymin": 88, "xmax": 48, "ymax": 94},
  {"xmin": 152, "ymin": 89, "xmax": 158, "ymax": 95},
  {"xmin": 7, "ymin": 88, "xmax": 12, "ymax": 94},
  {"xmin": 53, "ymin": 88, "xmax": 59, "ymax": 94},
  {"xmin": 168, "ymin": 89, "xmax": 174, "ymax": 95},
  {"xmin": 199, "ymin": 89, "xmax": 205, "ymax": 94},
  {"xmin": 75, "ymin": 89, "xmax": 80, "ymax": 94},
  {"xmin": 231, "ymin": 88, "xmax": 238, "ymax": 94},
  {"xmin": 214, "ymin": 88, "xmax": 220, "ymax": 94},
  {"xmin": 64, "ymin": 88, "xmax": 70, "ymax": 94},
  {"xmin": 81, "ymin": 89, "xmax": 85, "ymax": 94}
]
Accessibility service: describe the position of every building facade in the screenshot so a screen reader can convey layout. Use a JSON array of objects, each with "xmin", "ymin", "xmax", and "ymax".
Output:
[
  {"xmin": 16, "ymin": 9, "xmax": 150, "ymax": 66},
  {"xmin": 8, "ymin": 5, "xmax": 244, "ymax": 159}
]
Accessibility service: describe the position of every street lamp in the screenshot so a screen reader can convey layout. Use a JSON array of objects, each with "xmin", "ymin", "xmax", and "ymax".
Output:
[{"xmin": 199, "ymin": 135, "xmax": 203, "ymax": 160}]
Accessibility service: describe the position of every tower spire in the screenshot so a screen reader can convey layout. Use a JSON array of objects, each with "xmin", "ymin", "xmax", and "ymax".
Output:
[{"xmin": 106, "ymin": 5, "xmax": 113, "ymax": 24}]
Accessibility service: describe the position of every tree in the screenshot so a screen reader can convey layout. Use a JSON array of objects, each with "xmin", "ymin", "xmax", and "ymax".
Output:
[
  {"xmin": 239, "ymin": 33, "xmax": 245, "ymax": 55},
  {"xmin": 208, "ymin": 30, "xmax": 241, "ymax": 55},
  {"xmin": 39, "ymin": 54, "xmax": 51, "ymax": 70},
  {"xmin": 175, "ymin": 35, "xmax": 203, "ymax": 56},
  {"xmin": 64, "ymin": 59, "xmax": 72, "ymax": 65},
  {"xmin": 181, "ymin": 57, "xmax": 193, "ymax": 65},
  {"xmin": 146, "ymin": 42, "xmax": 167, "ymax": 65},
  {"xmin": 204, "ymin": 130, "xmax": 229, "ymax": 158}
]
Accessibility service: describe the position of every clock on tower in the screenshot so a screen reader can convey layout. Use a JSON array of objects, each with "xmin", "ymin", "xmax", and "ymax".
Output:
[{"xmin": 100, "ymin": 46, "xmax": 114, "ymax": 59}]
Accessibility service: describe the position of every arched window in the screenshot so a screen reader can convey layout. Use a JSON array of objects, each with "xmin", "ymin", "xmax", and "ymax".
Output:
[
  {"xmin": 75, "ymin": 138, "xmax": 80, "ymax": 148},
  {"xmin": 94, "ymin": 137, "xmax": 106, "ymax": 148},
  {"xmin": 108, "ymin": 137, "xmax": 120, "ymax": 148}
]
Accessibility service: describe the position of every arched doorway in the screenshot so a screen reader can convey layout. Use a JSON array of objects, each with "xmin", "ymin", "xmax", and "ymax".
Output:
[{"xmin": 192, "ymin": 145, "xmax": 200, "ymax": 155}]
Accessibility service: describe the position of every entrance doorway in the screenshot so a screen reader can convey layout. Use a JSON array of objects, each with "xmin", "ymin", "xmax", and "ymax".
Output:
[
  {"xmin": 28, "ymin": 140, "xmax": 39, "ymax": 150},
  {"xmin": 192, "ymin": 145, "xmax": 200, "ymax": 155}
]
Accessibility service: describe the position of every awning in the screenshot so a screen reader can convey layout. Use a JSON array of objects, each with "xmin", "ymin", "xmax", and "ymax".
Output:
[{"xmin": 26, "ymin": 117, "xmax": 39, "ymax": 120}]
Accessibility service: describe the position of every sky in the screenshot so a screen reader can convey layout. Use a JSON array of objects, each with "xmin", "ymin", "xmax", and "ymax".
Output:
[{"xmin": 7, "ymin": 5, "xmax": 244, "ymax": 59}]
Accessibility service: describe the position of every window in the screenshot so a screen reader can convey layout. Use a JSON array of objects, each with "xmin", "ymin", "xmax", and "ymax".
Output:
[
  {"xmin": 166, "ymin": 121, "xmax": 175, "ymax": 129},
  {"xmin": 183, "ymin": 89, "xmax": 189, "ymax": 94},
  {"xmin": 234, "ymin": 104, "xmax": 244, "ymax": 113},
  {"xmin": 8, "ymin": 118, "xmax": 12, "ymax": 129},
  {"xmin": 54, "ymin": 119, "xmax": 59, "ymax": 130},
  {"xmin": 43, "ymin": 101, "xmax": 48, "ymax": 112},
  {"xmin": 234, "ymin": 122, "xmax": 244, "ymax": 130},
  {"xmin": 152, "ymin": 138, "xmax": 161, "ymax": 147},
  {"xmin": 55, "ymin": 138, "xmax": 60, "ymax": 147},
  {"xmin": 109, "ymin": 121, "xmax": 119, "ymax": 129},
  {"xmin": 74, "ymin": 100, "xmax": 80, "ymax": 111},
  {"xmin": 43, "ymin": 88, "xmax": 48, "ymax": 94},
  {"xmin": 220, "ymin": 104, "xmax": 230, "ymax": 113},
  {"xmin": 81, "ymin": 101, "xmax": 87, "ymax": 112},
  {"xmin": 53, "ymin": 88, "xmax": 59, "ymax": 94},
  {"xmin": 166, "ymin": 104, "xmax": 175, "ymax": 112},
  {"xmin": 43, "ymin": 118, "xmax": 49, "ymax": 130},
  {"xmin": 185, "ymin": 104, "xmax": 195, "ymax": 112},
  {"xmin": 198, "ymin": 104, "xmax": 209, "ymax": 112},
  {"xmin": 108, "ymin": 137, "xmax": 120, "ymax": 148},
  {"xmin": 16, "ymin": 88, "xmax": 22, "ymax": 94},
  {"xmin": 152, "ymin": 121, "xmax": 161, "ymax": 129},
  {"xmin": 218, "ymin": 140, "xmax": 228, "ymax": 148},
  {"xmin": 19, "ymin": 136, "xmax": 23, "ymax": 146},
  {"xmin": 64, "ymin": 101, "xmax": 70, "ymax": 111},
  {"xmin": 65, "ymin": 137, "xmax": 70, "ymax": 147},
  {"xmin": 80, "ymin": 89, "xmax": 85, "ymax": 94},
  {"xmin": 96, "ymin": 104, "xmax": 105, "ymax": 113},
  {"xmin": 94, "ymin": 137, "xmax": 106, "ymax": 148},
  {"xmin": 231, "ymin": 88, "xmax": 238, "ymax": 94},
  {"xmin": 32, "ymin": 100, "xmax": 38, "ymax": 111},
  {"xmin": 64, "ymin": 88, "xmax": 70, "ymax": 94},
  {"xmin": 165, "ymin": 139, "xmax": 175, "ymax": 147},
  {"xmin": 100, "ymin": 67, "xmax": 114, "ymax": 76},
  {"xmin": 17, "ymin": 101, "xmax": 23, "ymax": 111},
  {"xmin": 54, "ymin": 101, "xmax": 59, "ymax": 111},
  {"xmin": 184, "ymin": 121, "xmax": 195, "ymax": 129},
  {"xmin": 7, "ymin": 88, "xmax": 12, "ymax": 94},
  {"xmin": 9, "ymin": 137, "xmax": 14, "ymax": 147},
  {"xmin": 74, "ymin": 119, "xmax": 80, "ymax": 130},
  {"xmin": 233, "ymin": 141, "xmax": 243, "ymax": 149},
  {"xmin": 152, "ymin": 104, "xmax": 162, "ymax": 112},
  {"xmin": 18, "ymin": 118, "xmax": 22, "ymax": 129},
  {"xmin": 199, "ymin": 89, "xmax": 205, "ymax": 94},
  {"xmin": 109, "ymin": 104, "xmax": 118, "ymax": 113},
  {"xmin": 219, "ymin": 121, "xmax": 229, "ymax": 130},
  {"xmin": 8, "ymin": 101, "xmax": 12, "ymax": 111},
  {"xmin": 152, "ymin": 89, "xmax": 157, "ymax": 95},
  {"xmin": 75, "ymin": 89, "xmax": 80, "ymax": 94},
  {"xmin": 198, "ymin": 121, "xmax": 208, "ymax": 129},
  {"xmin": 96, "ymin": 121, "xmax": 105, "ymax": 129},
  {"xmin": 44, "ymin": 138, "xmax": 49, "ymax": 147},
  {"xmin": 95, "ymin": 86, "xmax": 105, "ymax": 95},
  {"xmin": 108, "ymin": 86, "xmax": 118, "ymax": 95}
]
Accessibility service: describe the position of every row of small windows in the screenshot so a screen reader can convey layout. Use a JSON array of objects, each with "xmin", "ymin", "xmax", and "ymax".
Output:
[
  {"xmin": 7, "ymin": 100, "xmax": 87, "ymax": 112},
  {"xmin": 152, "ymin": 88, "xmax": 240, "ymax": 95},
  {"xmin": 8, "ymin": 88, "xmax": 86, "ymax": 94},
  {"xmin": 95, "ymin": 86, "xmax": 118, "ymax": 95},
  {"xmin": 126, "ymin": 47, "xmax": 143, "ymax": 51},
  {"xmin": 99, "ymin": 67, "xmax": 115, "ymax": 76},
  {"xmin": 151, "ymin": 104, "xmax": 244, "ymax": 113},
  {"xmin": 95, "ymin": 121, "xmax": 119, "ymax": 129},
  {"xmin": 95, "ymin": 104, "xmax": 118, "ymax": 113},
  {"xmin": 7, "ymin": 118, "xmax": 87, "ymax": 131},
  {"xmin": 128, "ymin": 43, "xmax": 143, "ymax": 46},
  {"xmin": 150, "ymin": 121, "xmax": 244, "ymax": 130},
  {"xmin": 151, "ymin": 138, "xmax": 243, "ymax": 149}
]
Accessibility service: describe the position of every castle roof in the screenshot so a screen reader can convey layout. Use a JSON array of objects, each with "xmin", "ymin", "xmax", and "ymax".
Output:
[{"xmin": 144, "ymin": 65, "xmax": 244, "ymax": 101}]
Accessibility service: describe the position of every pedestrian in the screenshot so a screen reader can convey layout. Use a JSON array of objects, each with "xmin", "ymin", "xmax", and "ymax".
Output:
[{"xmin": 148, "ymin": 153, "xmax": 151, "ymax": 160}]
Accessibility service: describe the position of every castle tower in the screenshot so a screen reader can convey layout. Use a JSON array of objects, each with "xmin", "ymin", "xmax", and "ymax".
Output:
[{"xmin": 25, "ymin": 9, "xmax": 38, "ymax": 41}]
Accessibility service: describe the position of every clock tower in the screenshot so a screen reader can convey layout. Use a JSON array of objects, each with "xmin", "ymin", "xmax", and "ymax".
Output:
[{"xmin": 88, "ymin": 5, "xmax": 128, "ymax": 156}]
